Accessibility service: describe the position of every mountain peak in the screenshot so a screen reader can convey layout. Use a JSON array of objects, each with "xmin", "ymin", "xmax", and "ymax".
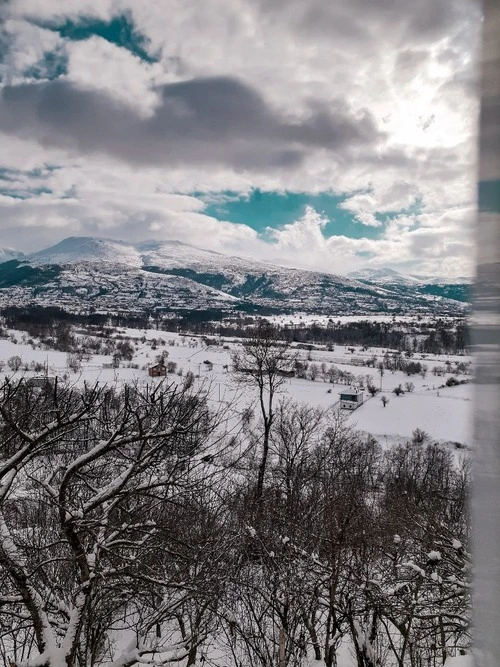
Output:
[
  {"xmin": 348, "ymin": 267, "xmax": 414, "ymax": 284},
  {"xmin": 27, "ymin": 236, "xmax": 143, "ymax": 267},
  {"xmin": 0, "ymin": 247, "xmax": 24, "ymax": 264}
]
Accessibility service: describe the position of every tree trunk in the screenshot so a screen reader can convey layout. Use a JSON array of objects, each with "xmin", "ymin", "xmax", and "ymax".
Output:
[
  {"xmin": 186, "ymin": 644, "xmax": 198, "ymax": 667},
  {"xmin": 278, "ymin": 628, "xmax": 286, "ymax": 667},
  {"xmin": 255, "ymin": 417, "xmax": 271, "ymax": 502}
]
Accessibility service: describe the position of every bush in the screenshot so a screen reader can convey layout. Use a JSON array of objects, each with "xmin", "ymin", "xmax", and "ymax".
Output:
[
  {"xmin": 184, "ymin": 371, "xmax": 195, "ymax": 390},
  {"xmin": 116, "ymin": 340, "xmax": 135, "ymax": 361},
  {"xmin": 67, "ymin": 353, "xmax": 81, "ymax": 373}
]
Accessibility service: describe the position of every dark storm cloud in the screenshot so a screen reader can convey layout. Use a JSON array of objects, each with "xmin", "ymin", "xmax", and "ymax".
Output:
[{"xmin": 0, "ymin": 76, "xmax": 384, "ymax": 170}]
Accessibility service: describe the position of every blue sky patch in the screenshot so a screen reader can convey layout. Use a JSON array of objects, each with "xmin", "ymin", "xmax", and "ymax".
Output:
[
  {"xmin": 0, "ymin": 166, "xmax": 60, "ymax": 199},
  {"xmin": 39, "ymin": 14, "xmax": 158, "ymax": 63},
  {"xmin": 0, "ymin": 187, "xmax": 52, "ymax": 200},
  {"xmin": 199, "ymin": 189, "xmax": 385, "ymax": 240}
]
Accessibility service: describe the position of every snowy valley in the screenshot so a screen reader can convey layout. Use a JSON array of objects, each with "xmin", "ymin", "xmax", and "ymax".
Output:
[{"xmin": 0, "ymin": 256, "xmax": 473, "ymax": 667}]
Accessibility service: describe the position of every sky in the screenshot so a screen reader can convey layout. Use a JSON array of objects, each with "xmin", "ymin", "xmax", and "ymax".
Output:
[{"xmin": 0, "ymin": 0, "xmax": 482, "ymax": 277}]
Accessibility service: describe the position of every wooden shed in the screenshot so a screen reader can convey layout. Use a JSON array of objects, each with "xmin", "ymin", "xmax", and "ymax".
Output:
[{"xmin": 148, "ymin": 362, "xmax": 167, "ymax": 377}]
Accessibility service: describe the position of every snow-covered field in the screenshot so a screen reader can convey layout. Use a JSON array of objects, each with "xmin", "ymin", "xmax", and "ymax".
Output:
[
  {"xmin": 0, "ymin": 326, "xmax": 473, "ymax": 447},
  {"xmin": 268, "ymin": 313, "xmax": 458, "ymax": 326},
  {"xmin": 0, "ymin": 323, "xmax": 472, "ymax": 667}
]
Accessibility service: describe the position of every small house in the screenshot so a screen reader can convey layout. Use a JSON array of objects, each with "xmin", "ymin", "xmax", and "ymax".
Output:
[
  {"xmin": 277, "ymin": 369, "xmax": 295, "ymax": 378},
  {"xmin": 339, "ymin": 388, "xmax": 364, "ymax": 410},
  {"xmin": 27, "ymin": 376, "xmax": 56, "ymax": 389},
  {"xmin": 148, "ymin": 362, "xmax": 167, "ymax": 377}
]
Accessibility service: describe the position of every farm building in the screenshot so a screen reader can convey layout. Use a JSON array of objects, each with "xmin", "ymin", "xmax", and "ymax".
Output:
[
  {"xmin": 339, "ymin": 388, "xmax": 364, "ymax": 410},
  {"xmin": 148, "ymin": 362, "xmax": 167, "ymax": 377},
  {"xmin": 277, "ymin": 369, "xmax": 295, "ymax": 378},
  {"xmin": 27, "ymin": 376, "xmax": 57, "ymax": 389}
]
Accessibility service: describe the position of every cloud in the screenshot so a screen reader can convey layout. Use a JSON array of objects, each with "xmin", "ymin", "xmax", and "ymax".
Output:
[
  {"xmin": 0, "ymin": 0, "xmax": 481, "ymax": 278},
  {"xmin": 64, "ymin": 36, "xmax": 162, "ymax": 116},
  {"xmin": 251, "ymin": 0, "xmax": 479, "ymax": 48},
  {"xmin": 0, "ymin": 18, "xmax": 66, "ymax": 83},
  {"xmin": 268, "ymin": 206, "xmax": 328, "ymax": 249},
  {"xmin": 0, "ymin": 75, "xmax": 384, "ymax": 172}
]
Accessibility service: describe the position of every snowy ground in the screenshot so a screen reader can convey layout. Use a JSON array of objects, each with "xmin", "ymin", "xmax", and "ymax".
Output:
[
  {"xmin": 0, "ymin": 326, "xmax": 473, "ymax": 447},
  {"xmin": 0, "ymin": 325, "xmax": 472, "ymax": 667},
  {"xmin": 351, "ymin": 383, "xmax": 472, "ymax": 445},
  {"xmin": 268, "ymin": 313, "xmax": 462, "ymax": 326}
]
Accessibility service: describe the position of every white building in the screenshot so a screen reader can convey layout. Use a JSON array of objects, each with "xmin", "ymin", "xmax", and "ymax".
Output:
[{"xmin": 339, "ymin": 388, "xmax": 364, "ymax": 410}]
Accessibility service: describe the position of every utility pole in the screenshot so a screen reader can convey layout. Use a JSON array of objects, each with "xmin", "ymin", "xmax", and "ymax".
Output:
[{"xmin": 378, "ymin": 363, "xmax": 384, "ymax": 391}]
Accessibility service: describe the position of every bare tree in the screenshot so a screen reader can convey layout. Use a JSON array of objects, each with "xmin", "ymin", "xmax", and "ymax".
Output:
[
  {"xmin": 231, "ymin": 322, "xmax": 296, "ymax": 503},
  {"xmin": 7, "ymin": 356, "xmax": 21, "ymax": 372},
  {"xmin": 0, "ymin": 371, "xmax": 471, "ymax": 667},
  {"xmin": 0, "ymin": 378, "xmax": 230, "ymax": 667}
]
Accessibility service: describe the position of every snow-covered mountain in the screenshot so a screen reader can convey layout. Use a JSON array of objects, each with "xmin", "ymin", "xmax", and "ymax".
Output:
[
  {"xmin": 409, "ymin": 273, "xmax": 474, "ymax": 286},
  {"xmin": 0, "ymin": 237, "xmax": 470, "ymax": 316},
  {"xmin": 348, "ymin": 267, "xmax": 472, "ymax": 286},
  {"xmin": 347, "ymin": 266, "xmax": 471, "ymax": 305},
  {"xmin": 0, "ymin": 247, "xmax": 23, "ymax": 263},
  {"xmin": 28, "ymin": 237, "xmax": 143, "ymax": 268},
  {"xmin": 348, "ymin": 267, "xmax": 419, "ymax": 285}
]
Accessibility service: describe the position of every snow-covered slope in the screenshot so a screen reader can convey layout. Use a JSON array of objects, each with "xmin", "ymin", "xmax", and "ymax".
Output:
[
  {"xmin": 0, "ymin": 236, "xmax": 469, "ymax": 316},
  {"xmin": 0, "ymin": 247, "xmax": 23, "ymax": 264},
  {"xmin": 348, "ymin": 267, "xmax": 418, "ymax": 285},
  {"xmin": 410, "ymin": 273, "xmax": 474, "ymax": 285},
  {"xmin": 28, "ymin": 237, "xmax": 143, "ymax": 268},
  {"xmin": 349, "ymin": 267, "xmax": 473, "ymax": 286}
]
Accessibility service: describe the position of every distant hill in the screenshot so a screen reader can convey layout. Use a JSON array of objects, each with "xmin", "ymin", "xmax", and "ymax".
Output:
[
  {"xmin": 0, "ymin": 236, "xmax": 470, "ymax": 316},
  {"xmin": 348, "ymin": 266, "xmax": 471, "ymax": 286}
]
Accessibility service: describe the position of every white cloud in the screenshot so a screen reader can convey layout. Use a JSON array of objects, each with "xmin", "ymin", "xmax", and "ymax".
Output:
[
  {"xmin": 0, "ymin": 19, "xmax": 65, "ymax": 83},
  {"xmin": 0, "ymin": 0, "xmax": 481, "ymax": 278},
  {"xmin": 64, "ymin": 37, "xmax": 164, "ymax": 117}
]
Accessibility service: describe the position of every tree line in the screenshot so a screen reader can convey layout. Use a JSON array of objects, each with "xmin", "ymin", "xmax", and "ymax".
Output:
[{"xmin": 0, "ymin": 306, "xmax": 469, "ymax": 357}]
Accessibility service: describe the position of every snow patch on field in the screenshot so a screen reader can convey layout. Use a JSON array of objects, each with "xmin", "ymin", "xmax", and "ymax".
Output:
[
  {"xmin": 350, "ymin": 388, "xmax": 472, "ymax": 444},
  {"xmin": 0, "ymin": 327, "xmax": 473, "ymax": 447}
]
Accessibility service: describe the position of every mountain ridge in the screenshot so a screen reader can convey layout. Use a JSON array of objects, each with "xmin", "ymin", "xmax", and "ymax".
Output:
[
  {"xmin": 0, "ymin": 247, "xmax": 24, "ymax": 263},
  {"xmin": 0, "ymin": 236, "xmax": 470, "ymax": 317}
]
